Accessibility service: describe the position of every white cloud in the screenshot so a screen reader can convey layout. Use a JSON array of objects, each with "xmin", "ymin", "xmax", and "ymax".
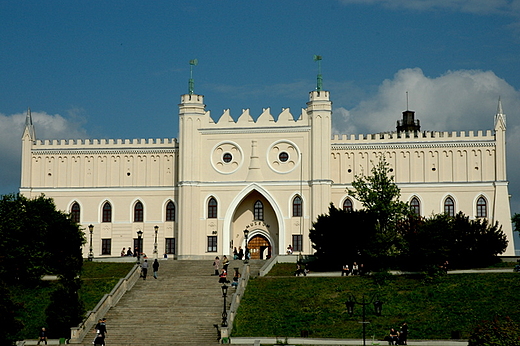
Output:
[
  {"xmin": 0, "ymin": 110, "xmax": 88, "ymax": 194},
  {"xmin": 338, "ymin": 0, "xmax": 520, "ymax": 16},
  {"xmin": 334, "ymin": 68, "xmax": 520, "ymax": 134}
]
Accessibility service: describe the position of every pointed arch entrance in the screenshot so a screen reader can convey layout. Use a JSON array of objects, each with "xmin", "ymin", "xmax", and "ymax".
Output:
[
  {"xmin": 247, "ymin": 233, "xmax": 272, "ymax": 259},
  {"xmin": 223, "ymin": 184, "xmax": 282, "ymax": 257}
]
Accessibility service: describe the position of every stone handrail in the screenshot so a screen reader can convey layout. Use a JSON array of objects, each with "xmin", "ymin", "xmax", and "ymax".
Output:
[{"xmin": 69, "ymin": 264, "xmax": 141, "ymax": 343}]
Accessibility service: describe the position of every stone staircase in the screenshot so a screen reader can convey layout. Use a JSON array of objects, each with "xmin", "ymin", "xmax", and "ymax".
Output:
[{"xmin": 80, "ymin": 259, "xmax": 264, "ymax": 346}]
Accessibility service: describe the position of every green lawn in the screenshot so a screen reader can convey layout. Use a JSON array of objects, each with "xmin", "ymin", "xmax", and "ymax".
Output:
[
  {"xmin": 10, "ymin": 261, "xmax": 135, "ymax": 340},
  {"xmin": 233, "ymin": 264, "xmax": 520, "ymax": 340}
]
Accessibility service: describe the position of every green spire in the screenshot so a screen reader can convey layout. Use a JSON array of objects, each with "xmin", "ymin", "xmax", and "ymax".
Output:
[
  {"xmin": 313, "ymin": 55, "xmax": 323, "ymax": 91},
  {"xmin": 188, "ymin": 59, "xmax": 198, "ymax": 94}
]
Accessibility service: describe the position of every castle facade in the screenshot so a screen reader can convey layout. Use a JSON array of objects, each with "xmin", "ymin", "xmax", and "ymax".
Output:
[{"xmin": 19, "ymin": 88, "xmax": 516, "ymax": 259}]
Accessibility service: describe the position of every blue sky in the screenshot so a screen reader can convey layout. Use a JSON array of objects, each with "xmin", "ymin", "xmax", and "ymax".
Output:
[{"xmin": 2, "ymin": 1, "xmax": 520, "ymax": 226}]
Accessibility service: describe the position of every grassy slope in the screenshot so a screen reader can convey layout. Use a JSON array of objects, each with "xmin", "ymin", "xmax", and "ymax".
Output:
[
  {"xmin": 233, "ymin": 264, "xmax": 520, "ymax": 340},
  {"xmin": 11, "ymin": 261, "xmax": 135, "ymax": 340}
]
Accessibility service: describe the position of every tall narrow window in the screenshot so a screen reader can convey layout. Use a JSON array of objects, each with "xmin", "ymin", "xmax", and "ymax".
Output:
[
  {"xmin": 166, "ymin": 201, "xmax": 175, "ymax": 221},
  {"xmin": 165, "ymin": 238, "xmax": 175, "ymax": 254},
  {"xmin": 207, "ymin": 236, "xmax": 217, "ymax": 252},
  {"xmin": 411, "ymin": 197, "xmax": 420, "ymax": 216},
  {"xmin": 477, "ymin": 197, "xmax": 487, "ymax": 218},
  {"xmin": 102, "ymin": 202, "xmax": 112, "ymax": 223},
  {"xmin": 71, "ymin": 202, "xmax": 80, "ymax": 223},
  {"xmin": 101, "ymin": 239, "xmax": 111, "ymax": 255},
  {"xmin": 134, "ymin": 201, "xmax": 144, "ymax": 222},
  {"xmin": 254, "ymin": 200, "xmax": 264, "ymax": 220},
  {"xmin": 292, "ymin": 234, "xmax": 303, "ymax": 252},
  {"xmin": 293, "ymin": 196, "xmax": 302, "ymax": 217},
  {"xmin": 208, "ymin": 198, "xmax": 217, "ymax": 219},
  {"xmin": 444, "ymin": 197, "xmax": 455, "ymax": 217},
  {"xmin": 343, "ymin": 198, "xmax": 353, "ymax": 212}
]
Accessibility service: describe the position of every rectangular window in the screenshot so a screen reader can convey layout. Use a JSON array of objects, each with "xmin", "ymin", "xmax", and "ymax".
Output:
[
  {"xmin": 207, "ymin": 236, "xmax": 217, "ymax": 252},
  {"xmin": 165, "ymin": 238, "xmax": 175, "ymax": 254},
  {"xmin": 101, "ymin": 239, "xmax": 112, "ymax": 255},
  {"xmin": 292, "ymin": 234, "xmax": 303, "ymax": 252},
  {"xmin": 133, "ymin": 238, "xmax": 143, "ymax": 256}
]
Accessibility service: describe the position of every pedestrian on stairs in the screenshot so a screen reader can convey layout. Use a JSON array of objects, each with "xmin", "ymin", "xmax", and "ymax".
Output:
[
  {"xmin": 213, "ymin": 256, "xmax": 220, "ymax": 275},
  {"xmin": 153, "ymin": 258, "xmax": 160, "ymax": 279},
  {"xmin": 141, "ymin": 259, "xmax": 149, "ymax": 280}
]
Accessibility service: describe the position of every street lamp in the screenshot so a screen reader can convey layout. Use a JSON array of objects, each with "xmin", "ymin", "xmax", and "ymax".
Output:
[
  {"xmin": 221, "ymin": 284, "xmax": 228, "ymax": 327},
  {"xmin": 88, "ymin": 224, "xmax": 94, "ymax": 261},
  {"xmin": 243, "ymin": 229, "xmax": 249, "ymax": 263},
  {"xmin": 345, "ymin": 293, "xmax": 383, "ymax": 346},
  {"xmin": 153, "ymin": 225, "xmax": 159, "ymax": 258},
  {"xmin": 136, "ymin": 229, "xmax": 143, "ymax": 262}
]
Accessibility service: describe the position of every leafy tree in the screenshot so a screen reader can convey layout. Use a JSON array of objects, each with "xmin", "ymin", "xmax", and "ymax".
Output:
[
  {"xmin": 309, "ymin": 204, "xmax": 377, "ymax": 269},
  {"xmin": 0, "ymin": 281, "xmax": 24, "ymax": 345},
  {"xmin": 0, "ymin": 193, "xmax": 86, "ymax": 340},
  {"xmin": 348, "ymin": 155, "xmax": 412, "ymax": 259},
  {"xmin": 403, "ymin": 212, "xmax": 508, "ymax": 270},
  {"xmin": 45, "ymin": 278, "xmax": 84, "ymax": 338},
  {"xmin": 468, "ymin": 316, "xmax": 520, "ymax": 346}
]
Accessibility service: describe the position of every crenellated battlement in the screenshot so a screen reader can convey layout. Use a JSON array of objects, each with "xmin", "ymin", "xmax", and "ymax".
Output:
[
  {"xmin": 332, "ymin": 130, "xmax": 494, "ymax": 143},
  {"xmin": 205, "ymin": 107, "xmax": 308, "ymax": 127},
  {"xmin": 33, "ymin": 137, "xmax": 178, "ymax": 148}
]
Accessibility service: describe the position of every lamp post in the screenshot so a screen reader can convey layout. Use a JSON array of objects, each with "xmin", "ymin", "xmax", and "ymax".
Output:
[
  {"xmin": 136, "ymin": 229, "xmax": 143, "ymax": 262},
  {"xmin": 221, "ymin": 284, "xmax": 228, "ymax": 327},
  {"xmin": 346, "ymin": 294, "xmax": 383, "ymax": 346},
  {"xmin": 88, "ymin": 224, "xmax": 94, "ymax": 261},
  {"xmin": 243, "ymin": 229, "xmax": 249, "ymax": 264},
  {"xmin": 153, "ymin": 225, "xmax": 159, "ymax": 258}
]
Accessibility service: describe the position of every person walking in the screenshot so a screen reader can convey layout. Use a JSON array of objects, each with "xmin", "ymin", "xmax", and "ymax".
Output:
[
  {"xmin": 153, "ymin": 258, "xmax": 160, "ymax": 279},
  {"xmin": 141, "ymin": 259, "xmax": 149, "ymax": 280},
  {"xmin": 213, "ymin": 256, "xmax": 220, "ymax": 275},
  {"xmin": 93, "ymin": 332, "xmax": 105, "ymax": 346},
  {"xmin": 222, "ymin": 255, "xmax": 230, "ymax": 271},
  {"xmin": 36, "ymin": 327, "xmax": 47, "ymax": 345}
]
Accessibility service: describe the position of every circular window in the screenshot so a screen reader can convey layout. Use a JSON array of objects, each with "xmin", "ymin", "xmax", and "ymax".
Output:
[
  {"xmin": 223, "ymin": 153, "xmax": 232, "ymax": 163},
  {"xmin": 279, "ymin": 152, "xmax": 289, "ymax": 162}
]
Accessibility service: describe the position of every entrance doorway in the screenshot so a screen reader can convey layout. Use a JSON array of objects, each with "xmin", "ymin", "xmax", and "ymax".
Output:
[{"xmin": 247, "ymin": 234, "xmax": 271, "ymax": 259}]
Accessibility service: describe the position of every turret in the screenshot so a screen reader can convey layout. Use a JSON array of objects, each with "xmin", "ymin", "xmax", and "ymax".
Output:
[{"xmin": 21, "ymin": 108, "xmax": 35, "ymax": 189}]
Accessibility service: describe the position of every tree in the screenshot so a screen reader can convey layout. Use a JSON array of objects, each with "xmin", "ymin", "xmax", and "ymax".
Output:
[
  {"xmin": 0, "ymin": 193, "xmax": 86, "ymax": 340},
  {"xmin": 512, "ymin": 213, "xmax": 520, "ymax": 234},
  {"xmin": 403, "ymin": 212, "xmax": 508, "ymax": 270},
  {"xmin": 309, "ymin": 204, "xmax": 377, "ymax": 269},
  {"xmin": 348, "ymin": 155, "xmax": 412, "ymax": 260}
]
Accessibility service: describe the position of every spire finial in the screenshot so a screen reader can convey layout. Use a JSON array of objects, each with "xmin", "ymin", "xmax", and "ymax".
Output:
[
  {"xmin": 188, "ymin": 59, "xmax": 198, "ymax": 95},
  {"xmin": 313, "ymin": 55, "xmax": 323, "ymax": 91},
  {"xmin": 497, "ymin": 96, "xmax": 503, "ymax": 115},
  {"xmin": 406, "ymin": 91, "xmax": 409, "ymax": 110}
]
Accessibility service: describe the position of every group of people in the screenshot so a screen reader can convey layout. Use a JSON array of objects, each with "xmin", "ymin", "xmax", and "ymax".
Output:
[
  {"xmin": 140, "ymin": 258, "xmax": 160, "ymax": 280},
  {"xmin": 388, "ymin": 322, "xmax": 408, "ymax": 345},
  {"xmin": 341, "ymin": 262, "xmax": 365, "ymax": 276},
  {"xmin": 232, "ymin": 247, "xmax": 249, "ymax": 260},
  {"xmin": 92, "ymin": 318, "xmax": 108, "ymax": 346},
  {"xmin": 120, "ymin": 246, "xmax": 150, "ymax": 258},
  {"xmin": 213, "ymin": 255, "xmax": 241, "ymax": 288}
]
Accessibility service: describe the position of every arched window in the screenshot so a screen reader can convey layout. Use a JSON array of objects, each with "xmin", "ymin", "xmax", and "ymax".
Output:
[
  {"xmin": 134, "ymin": 201, "xmax": 144, "ymax": 222},
  {"xmin": 444, "ymin": 197, "xmax": 455, "ymax": 217},
  {"xmin": 343, "ymin": 198, "xmax": 353, "ymax": 212},
  {"xmin": 292, "ymin": 196, "xmax": 302, "ymax": 217},
  {"xmin": 254, "ymin": 200, "xmax": 264, "ymax": 220},
  {"xmin": 102, "ymin": 202, "xmax": 112, "ymax": 223},
  {"xmin": 410, "ymin": 197, "xmax": 420, "ymax": 215},
  {"xmin": 166, "ymin": 201, "xmax": 175, "ymax": 221},
  {"xmin": 477, "ymin": 196, "xmax": 487, "ymax": 218},
  {"xmin": 71, "ymin": 202, "xmax": 80, "ymax": 223},
  {"xmin": 208, "ymin": 197, "xmax": 217, "ymax": 219}
]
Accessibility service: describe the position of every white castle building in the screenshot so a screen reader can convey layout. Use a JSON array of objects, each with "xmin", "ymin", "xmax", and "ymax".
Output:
[{"xmin": 19, "ymin": 82, "xmax": 515, "ymax": 259}]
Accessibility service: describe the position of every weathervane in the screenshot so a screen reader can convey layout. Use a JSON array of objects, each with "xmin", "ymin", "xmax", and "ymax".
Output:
[
  {"xmin": 188, "ymin": 59, "xmax": 198, "ymax": 95},
  {"xmin": 313, "ymin": 55, "xmax": 323, "ymax": 91}
]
